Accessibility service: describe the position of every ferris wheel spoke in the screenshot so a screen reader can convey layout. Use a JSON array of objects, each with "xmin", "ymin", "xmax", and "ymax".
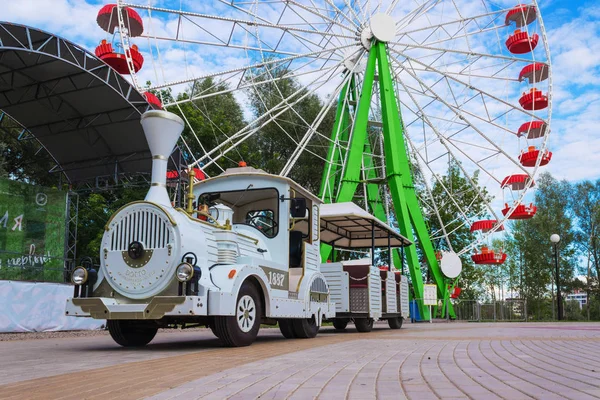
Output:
[
  {"xmin": 392, "ymin": 69, "xmax": 501, "ymax": 221},
  {"xmin": 393, "ymin": 0, "xmax": 442, "ymax": 33},
  {"xmin": 175, "ymin": 105, "xmax": 227, "ymax": 174},
  {"xmin": 281, "ymin": 50, "xmax": 367, "ymax": 177},
  {"xmin": 247, "ymin": 34, "xmax": 358, "ymax": 170},
  {"xmin": 190, "ymin": 60, "xmax": 343, "ymax": 170},
  {"xmin": 406, "ymin": 143, "xmax": 455, "ymax": 251},
  {"xmin": 392, "ymin": 42, "xmax": 540, "ymax": 65},
  {"xmin": 286, "ymin": 0, "xmax": 359, "ymax": 33},
  {"xmin": 280, "ymin": 72, "xmax": 352, "ymax": 176},
  {"xmin": 395, "ymin": 58, "xmax": 530, "ymax": 177},
  {"xmin": 149, "ymin": 44, "xmax": 351, "ymax": 92},
  {"xmin": 396, "ymin": 7, "xmax": 508, "ymax": 36},
  {"xmin": 405, "ymin": 22, "xmax": 508, "ymax": 51},
  {"xmin": 319, "ymin": 0, "xmax": 361, "ymax": 30},
  {"xmin": 407, "ymin": 135, "xmax": 478, "ymax": 244},
  {"xmin": 291, "ymin": 1, "xmax": 348, "ymax": 49},
  {"xmin": 392, "ymin": 48, "xmax": 547, "ymax": 123},
  {"xmin": 124, "ymin": 2, "xmax": 354, "ymax": 39},
  {"xmin": 340, "ymin": 0, "xmax": 364, "ymax": 26}
]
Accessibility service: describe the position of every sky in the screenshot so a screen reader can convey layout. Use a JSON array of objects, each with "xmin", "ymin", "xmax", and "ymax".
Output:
[{"xmin": 2, "ymin": 0, "xmax": 599, "ymax": 189}]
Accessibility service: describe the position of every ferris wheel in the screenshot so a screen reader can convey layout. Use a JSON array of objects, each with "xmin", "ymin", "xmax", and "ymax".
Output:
[{"xmin": 94, "ymin": 0, "xmax": 551, "ymax": 313}]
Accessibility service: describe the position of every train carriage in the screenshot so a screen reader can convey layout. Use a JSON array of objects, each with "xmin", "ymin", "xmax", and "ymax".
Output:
[{"xmin": 318, "ymin": 203, "xmax": 411, "ymax": 332}]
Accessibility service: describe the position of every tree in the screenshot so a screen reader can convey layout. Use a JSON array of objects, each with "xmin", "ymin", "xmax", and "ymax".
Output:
[
  {"xmin": 504, "ymin": 172, "xmax": 576, "ymax": 320},
  {"xmin": 0, "ymin": 114, "xmax": 62, "ymax": 188},
  {"xmin": 165, "ymin": 78, "xmax": 248, "ymax": 177},
  {"xmin": 76, "ymin": 185, "xmax": 148, "ymax": 261},
  {"xmin": 425, "ymin": 160, "xmax": 492, "ymax": 300},
  {"xmin": 245, "ymin": 63, "xmax": 335, "ymax": 193},
  {"xmin": 570, "ymin": 180, "xmax": 600, "ymax": 320}
]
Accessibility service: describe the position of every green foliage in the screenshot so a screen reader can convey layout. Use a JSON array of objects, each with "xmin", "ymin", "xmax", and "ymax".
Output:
[
  {"xmin": 245, "ymin": 63, "xmax": 335, "ymax": 193},
  {"xmin": 502, "ymin": 172, "xmax": 580, "ymax": 320},
  {"xmin": 76, "ymin": 185, "xmax": 147, "ymax": 261},
  {"xmin": 425, "ymin": 160, "xmax": 491, "ymax": 300},
  {"xmin": 0, "ymin": 115, "xmax": 60, "ymax": 187},
  {"xmin": 564, "ymin": 300, "xmax": 585, "ymax": 321},
  {"xmin": 164, "ymin": 78, "xmax": 248, "ymax": 177}
]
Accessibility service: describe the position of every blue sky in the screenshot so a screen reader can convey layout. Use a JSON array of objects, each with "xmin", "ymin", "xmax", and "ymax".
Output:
[{"xmin": 3, "ymin": 0, "xmax": 599, "ymax": 188}]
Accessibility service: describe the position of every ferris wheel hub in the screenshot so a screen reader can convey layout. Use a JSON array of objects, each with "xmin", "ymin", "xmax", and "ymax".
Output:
[
  {"xmin": 369, "ymin": 13, "xmax": 397, "ymax": 43},
  {"xmin": 358, "ymin": 13, "xmax": 396, "ymax": 50}
]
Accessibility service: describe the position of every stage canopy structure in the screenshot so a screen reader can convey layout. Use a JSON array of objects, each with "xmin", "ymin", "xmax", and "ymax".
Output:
[{"xmin": 0, "ymin": 22, "xmax": 169, "ymax": 189}]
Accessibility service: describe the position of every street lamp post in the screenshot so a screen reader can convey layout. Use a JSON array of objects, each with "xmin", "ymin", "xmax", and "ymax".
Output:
[{"xmin": 550, "ymin": 234, "xmax": 562, "ymax": 321}]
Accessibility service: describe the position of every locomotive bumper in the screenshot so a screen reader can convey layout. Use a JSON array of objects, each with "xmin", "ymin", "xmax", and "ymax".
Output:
[{"xmin": 65, "ymin": 295, "xmax": 208, "ymax": 320}]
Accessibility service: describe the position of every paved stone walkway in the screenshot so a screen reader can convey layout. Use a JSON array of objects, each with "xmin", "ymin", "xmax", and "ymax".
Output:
[{"xmin": 1, "ymin": 322, "xmax": 600, "ymax": 399}]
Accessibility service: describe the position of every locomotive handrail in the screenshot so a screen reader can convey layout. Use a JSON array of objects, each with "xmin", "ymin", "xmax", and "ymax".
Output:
[{"xmin": 176, "ymin": 208, "xmax": 260, "ymax": 245}]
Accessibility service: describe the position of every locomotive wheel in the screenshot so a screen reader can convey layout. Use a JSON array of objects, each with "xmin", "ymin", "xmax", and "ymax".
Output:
[
  {"xmin": 354, "ymin": 318, "xmax": 374, "ymax": 332},
  {"xmin": 332, "ymin": 318, "xmax": 349, "ymax": 330},
  {"xmin": 214, "ymin": 281, "xmax": 261, "ymax": 347},
  {"xmin": 107, "ymin": 320, "xmax": 158, "ymax": 347},
  {"xmin": 292, "ymin": 315, "xmax": 319, "ymax": 339},
  {"xmin": 209, "ymin": 320, "xmax": 221, "ymax": 338},
  {"xmin": 278, "ymin": 319, "xmax": 296, "ymax": 339},
  {"xmin": 388, "ymin": 317, "xmax": 403, "ymax": 329}
]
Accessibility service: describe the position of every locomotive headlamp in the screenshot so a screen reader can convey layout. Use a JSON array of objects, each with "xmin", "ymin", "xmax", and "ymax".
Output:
[
  {"xmin": 176, "ymin": 263, "xmax": 194, "ymax": 282},
  {"xmin": 71, "ymin": 267, "xmax": 88, "ymax": 285}
]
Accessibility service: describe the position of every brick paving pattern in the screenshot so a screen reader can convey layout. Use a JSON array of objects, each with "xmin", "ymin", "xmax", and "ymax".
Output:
[{"xmin": 1, "ymin": 322, "xmax": 600, "ymax": 399}]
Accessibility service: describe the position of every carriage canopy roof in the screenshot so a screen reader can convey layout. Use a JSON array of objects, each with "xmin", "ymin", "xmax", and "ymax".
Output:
[{"xmin": 319, "ymin": 202, "xmax": 412, "ymax": 249}]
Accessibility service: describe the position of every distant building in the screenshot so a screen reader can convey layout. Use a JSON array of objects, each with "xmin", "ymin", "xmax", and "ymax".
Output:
[{"xmin": 566, "ymin": 290, "xmax": 587, "ymax": 309}]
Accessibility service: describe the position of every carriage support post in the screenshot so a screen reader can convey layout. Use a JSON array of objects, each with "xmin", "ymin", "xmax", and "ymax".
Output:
[
  {"xmin": 371, "ymin": 220, "xmax": 375, "ymax": 261},
  {"xmin": 387, "ymin": 233, "xmax": 392, "ymax": 271}
]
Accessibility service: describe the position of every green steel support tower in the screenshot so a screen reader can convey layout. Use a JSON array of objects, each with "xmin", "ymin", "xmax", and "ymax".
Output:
[{"xmin": 319, "ymin": 38, "xmax": 455, "ymax": 320}]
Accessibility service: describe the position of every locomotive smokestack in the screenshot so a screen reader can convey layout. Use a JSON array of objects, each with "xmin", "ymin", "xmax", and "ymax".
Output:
[{"xmin": 140, "ymin": 110, "xmax": 184, "ymax": 206}]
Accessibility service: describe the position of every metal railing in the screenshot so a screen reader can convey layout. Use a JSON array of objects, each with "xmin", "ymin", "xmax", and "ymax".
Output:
[{"xmin": 409, "ymin": 299, "xmax": 528, "ymax": 322}]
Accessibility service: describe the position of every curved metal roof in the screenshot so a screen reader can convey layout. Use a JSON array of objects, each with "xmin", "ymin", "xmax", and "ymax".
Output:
[{"xmin": 0, "ymin": 22, "xmax": 154, "ymax": 186}]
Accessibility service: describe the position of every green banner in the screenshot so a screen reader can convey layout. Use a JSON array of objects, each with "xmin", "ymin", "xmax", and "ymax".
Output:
[{"xmin": 0, "ymin": 178, "xmax": 67, "ymax": 282}]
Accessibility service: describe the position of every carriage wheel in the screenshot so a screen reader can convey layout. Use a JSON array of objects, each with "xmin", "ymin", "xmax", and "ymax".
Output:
[
  {"xmin": 278, "ymin": 319, "xmax": 296, "ymax": 339},
  {"xmin": 354, "ymin": 318, "xmax": 374, "ymax": 333},
  {"xmin": 333, "ymin": 318, "xmax": 349, "ymax": 331},
  {"xmin": 388, "ymin": 317, "xmax": 403, "ymax": 330},
  {"xmin": 292, "ymin": 315, "xmax": 319, "ymax": 339}
]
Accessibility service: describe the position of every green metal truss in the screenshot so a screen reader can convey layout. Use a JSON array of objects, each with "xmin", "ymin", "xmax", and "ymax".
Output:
[{"xmin": 319, "ymin": 41, "xmax": 456, "ymax": 320}]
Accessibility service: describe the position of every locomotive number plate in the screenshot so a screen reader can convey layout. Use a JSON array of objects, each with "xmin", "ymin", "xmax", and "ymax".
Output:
[{"xmin": 260, "ymin": 266, "xmax": 288, "ymax": 291}]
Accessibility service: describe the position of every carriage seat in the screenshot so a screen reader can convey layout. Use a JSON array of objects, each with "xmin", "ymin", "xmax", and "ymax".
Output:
[
  {"xmin": 394, "ymin": 271, "xmax": 402, "ymax": 292},
  {"xmin": 341, "ymin": 259, "xmax": 371, "ymax": 288},
  {"xmin": 379, "ymin": 268, "xmax": 389, "ymax": 292}
]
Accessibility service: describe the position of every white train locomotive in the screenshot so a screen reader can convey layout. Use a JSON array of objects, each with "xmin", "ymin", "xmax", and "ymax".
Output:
[{"xmin": 66, "ymin": 110, "xmax": 410, "ymax": 347}]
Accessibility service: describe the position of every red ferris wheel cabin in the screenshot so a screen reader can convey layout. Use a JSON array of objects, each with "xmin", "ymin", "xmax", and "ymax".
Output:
[
  {"xmin": 519, "ymin": 88, "xmax": 548, "ymax": 111},
  {"xmin": 471, "ymin": 246, "xmax": 507, "ymax": 265},
  {"xmin": 519, "ymin": 146, "xmax": 552, "ymax": 167},
  {"xmin": 517, "ymin": 120, "xmax": 548, "ymax": 139}
]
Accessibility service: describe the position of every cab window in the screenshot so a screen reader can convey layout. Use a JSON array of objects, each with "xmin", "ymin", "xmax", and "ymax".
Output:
[
  {"xmin": 245, "ymin": 210, "xmax": 277, "ymax": 237},
  {"xmin": 197, "ymin": 187, "xmax": 279, "ymax": 238}
]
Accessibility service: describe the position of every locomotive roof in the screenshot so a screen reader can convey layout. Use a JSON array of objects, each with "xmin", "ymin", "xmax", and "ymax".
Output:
[
  {"xmin": 198, "ymin": 166, "xmax": 322, "ymax": 204},
  {"xmin": 319, "ymin": 203, "xmax": 412, "ymax": 248}
]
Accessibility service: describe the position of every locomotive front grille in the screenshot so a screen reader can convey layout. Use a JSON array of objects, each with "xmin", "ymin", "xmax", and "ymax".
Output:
[{"xmin": 110, "ymin": 208, "xmax": 171, "ymax": 251}]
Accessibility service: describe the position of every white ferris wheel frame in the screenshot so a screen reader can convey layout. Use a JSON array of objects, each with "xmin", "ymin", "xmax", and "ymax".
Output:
[{"xmin": 112, "ymin": 0, "xmax": 552, "ymax": 257}]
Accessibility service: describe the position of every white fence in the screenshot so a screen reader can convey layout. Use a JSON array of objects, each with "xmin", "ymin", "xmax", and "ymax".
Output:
[
  {"xmin": 455, "ymin": 299, "xmax": 527, "ymax": 322},
  {"xmin": 0, "ymin": 280, "xmax": 105, "ymax": 332}
]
